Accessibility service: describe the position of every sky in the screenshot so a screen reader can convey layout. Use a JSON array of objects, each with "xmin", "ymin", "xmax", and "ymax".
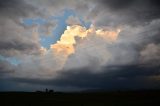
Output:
[{"xmin": 0, "ymin": 0, "xmax": 160, "ymax": 91}]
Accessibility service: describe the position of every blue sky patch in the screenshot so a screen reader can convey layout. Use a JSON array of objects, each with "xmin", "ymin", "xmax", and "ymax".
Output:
[
  {"xmin": 22, "ymin": 9, "xmax": 91, "ymax": 49},
  {"xmin": 0, "ymin": 55, "xmax": 21, "ymax": 65}
]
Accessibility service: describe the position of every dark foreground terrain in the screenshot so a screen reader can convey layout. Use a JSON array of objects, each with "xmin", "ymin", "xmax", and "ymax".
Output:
[{"xmin": 0, "ymin": 90, "xmax": 160, "ymax": 106}]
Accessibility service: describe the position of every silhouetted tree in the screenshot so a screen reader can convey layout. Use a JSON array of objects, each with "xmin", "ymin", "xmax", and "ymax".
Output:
[
  {"xmin": 35, "ymin": 90, "xmax": 42, "ymax": 93},
  {"xmin": 49, "ymin": 89, "xmax": 54, "ymax": 93},
  {"xmin": 45, "ymin": 88, "xmax": 48, "ymax": 92}
]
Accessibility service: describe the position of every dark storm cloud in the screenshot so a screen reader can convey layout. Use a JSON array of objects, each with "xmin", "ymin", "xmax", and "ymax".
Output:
[
  {"xmin": 0, "ymin": 0, "xmax": 160, "ymax": 91},
  {"xmin": 0, "ymin": 40, "xmax": 39, "ymax": 52},
  {"xmin": 91, "ymin": 0, "xmax": 160, "ymax": 26},
  {"xmin": 45, "ymin": 65, "xmax": 160, "ymax": 90},
  {"xmin": 5, "ymin": 65, "xmax": 159, "ymax": 91},
  {"xmin": 0, "ymin": 60, "xmax": 15, "ymax": 76},
  {"xmin": 0, "ymin": 0, "xmax": 40, "ymax": 23},
  {"xmin": 0, "ymin": 0, "xmax": 42, "ymax": 56},
  {"xmin": 100, "ymin": 0, "xmax": 135, "ymax": 10}
]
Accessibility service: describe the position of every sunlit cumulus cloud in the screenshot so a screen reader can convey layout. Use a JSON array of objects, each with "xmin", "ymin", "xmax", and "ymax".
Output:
[
  {"xmin": 51, "ymin": 25, "xmax": 120, "ymax": 71},
  {"xmin": 13, "ymin": 25, "xmax": 120, "ymax": 79},
  {"xmin": 0, "ymin": 0, "xmax": 160, "ymax": 91}
]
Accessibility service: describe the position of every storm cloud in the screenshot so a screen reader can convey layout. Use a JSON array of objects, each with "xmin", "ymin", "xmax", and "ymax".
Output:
[{"xmin": 0, "ymin": 0, "xmax": 160, "ymax": 91}]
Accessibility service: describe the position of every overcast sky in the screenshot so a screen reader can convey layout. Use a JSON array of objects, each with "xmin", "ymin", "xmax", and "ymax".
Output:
[{"xmin": 0, "ymin": 0, "xmax": 160, "ymax": 91}]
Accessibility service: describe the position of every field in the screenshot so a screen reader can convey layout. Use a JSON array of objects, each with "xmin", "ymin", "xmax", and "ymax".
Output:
[{"xmin": 1, "ymin": 90, "xmax": 160, "ymax": 106}]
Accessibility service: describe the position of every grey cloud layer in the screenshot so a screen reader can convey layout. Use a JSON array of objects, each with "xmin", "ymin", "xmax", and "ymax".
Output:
[
  {"xmin": 0, "ymin": 0, "xmax": 160, "ymax": 91},
  {"xmin": 3, "ymin": 65, "xmax": 160, "ymax": 91},
  {"xmin": 88, "ymin": 0, "xmax": 160, "ymax": 26},
  {"xmin": 0, "ymin": 0, "xmax": 42, "ymax": 57}
]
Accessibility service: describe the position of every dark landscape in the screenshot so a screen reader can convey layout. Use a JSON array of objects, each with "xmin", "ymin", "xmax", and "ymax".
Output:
[{"xmin": 1, "ymin": 90, "xmax": 160, "ymax": 106}]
